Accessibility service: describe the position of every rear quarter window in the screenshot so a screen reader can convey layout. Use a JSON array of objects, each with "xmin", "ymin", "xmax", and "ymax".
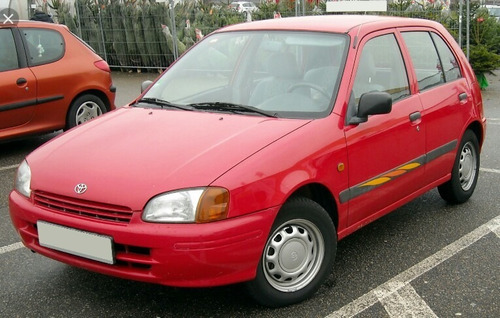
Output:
[
  {"xmin": 21, "ymin": 28, "xmax": 65, "ymax": 66},
  {"xmin": 431, "ymin": 32, "xmax": 462, "ymax": 82}
]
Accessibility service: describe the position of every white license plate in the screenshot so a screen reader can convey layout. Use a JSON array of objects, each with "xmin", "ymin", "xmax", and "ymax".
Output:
[{"xmin": 37, "ymin": 221, "xmax": 114, "ymax": 264}]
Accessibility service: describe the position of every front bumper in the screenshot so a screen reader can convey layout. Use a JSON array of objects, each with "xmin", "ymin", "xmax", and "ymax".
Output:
[{"xmin": 9, "ymin": 190, "xmax": 279, "ymax": 287}]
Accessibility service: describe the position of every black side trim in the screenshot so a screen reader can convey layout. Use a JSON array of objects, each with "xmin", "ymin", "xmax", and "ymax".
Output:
[
  {"xmin": 339, "ymin": 140, "xmax": 458, "ymax": 204},
  {"xmin": 426, "ymin": 140, "xmax": 457, "ymax": 163},
  {"xmin": 37, "ymin": 95, "xmax": 64, "ymax": 104},
  {"xmin": 0, "ymin": 99, "xmax": 37, "ymax": 112},
  {"xmin": 339, "ymin": 155, "xmax": 426, "ymax": 204},
  {"xmin": 0, "ymin": 95, "xmax": 64, "ymax": 113}
]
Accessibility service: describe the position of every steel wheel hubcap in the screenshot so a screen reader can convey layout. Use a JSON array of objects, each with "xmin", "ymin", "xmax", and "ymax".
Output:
[
  {"xmin": 459, "ymin": 141, "xmax": 477, "ymax": 191},
  {"xmin": 76, "ymin": 101, "xmax": 102, "ymax": 125},
  {"xmin": 263, "ymin": 219, "xmax": 324, "ymax": 292}
]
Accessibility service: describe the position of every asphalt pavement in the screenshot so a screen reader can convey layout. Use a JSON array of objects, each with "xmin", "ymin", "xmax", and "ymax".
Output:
[
  {"xmin": 112, "ymin": 70, "xmax": 159, "ymax": 107},
  {"xmin": 0, "ymin": 71, "xmax": 498, "ymax": 317}
]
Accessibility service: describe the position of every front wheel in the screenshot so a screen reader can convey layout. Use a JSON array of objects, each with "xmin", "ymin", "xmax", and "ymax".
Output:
[
  {"xmin": 438, "ymin": 130, "xmax": 480, "ymax": 204},
  {"xmin": 66, "ymin": 94, "xmax": 106, "ymax": 130},
  {"xmin": 246, "ymin": 198, "xmax": 336, "ymax": 307}
]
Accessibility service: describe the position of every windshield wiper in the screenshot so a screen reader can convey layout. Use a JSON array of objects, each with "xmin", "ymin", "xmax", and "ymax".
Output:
[
  {"xmin": 134, "ymin": 97, "xmax": 193, "ymax": 111},
  {"xmin": 187, "ymin": 102, "xmax": 278, "ymax": 118}
]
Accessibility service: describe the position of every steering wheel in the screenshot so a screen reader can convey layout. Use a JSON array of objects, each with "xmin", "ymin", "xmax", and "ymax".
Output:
[{"xmin": 287, "ymin": 82, "xmax": 331, "ymax": 100}]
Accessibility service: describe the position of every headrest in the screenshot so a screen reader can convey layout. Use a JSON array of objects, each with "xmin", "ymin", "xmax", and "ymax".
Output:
[{"xmin": 267, "ymin": 52, "xmax": 301, "ymax": 78}]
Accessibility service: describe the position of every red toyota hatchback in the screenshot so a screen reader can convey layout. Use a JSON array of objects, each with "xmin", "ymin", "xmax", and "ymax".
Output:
[
  {"xmin": 9, "ymin": 16, "xmax": 485, "ymax": 307},
  {"xmin": 0, "ymin": 21, "xmax": 115, "ymax": 141}
]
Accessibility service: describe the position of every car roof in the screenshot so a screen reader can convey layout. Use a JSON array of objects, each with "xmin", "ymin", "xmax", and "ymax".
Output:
[
  {"xmin": 0, "ymin": 20, "xmax": 68, "ymax": 30},
  {"xmin": 216, "ymin": 15, "xmax": 442, "ymax": 34}
]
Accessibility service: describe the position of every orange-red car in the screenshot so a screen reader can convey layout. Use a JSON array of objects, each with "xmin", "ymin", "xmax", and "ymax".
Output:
[{"xmin": 0, "ymin": 20, "xmax": 115, "ymax": 141}]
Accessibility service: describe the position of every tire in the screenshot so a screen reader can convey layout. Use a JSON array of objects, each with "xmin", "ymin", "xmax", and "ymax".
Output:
[
  {"xmin": 438, "ymin": 130, "xmax": 480, "ymax": 204},
  {"xmin": 246, "ymin": 197, "xmax": 336, "ymax": 307},
  {"xmin": 66, "ymin": 94, "xmax": 106, "ymax": 130}
]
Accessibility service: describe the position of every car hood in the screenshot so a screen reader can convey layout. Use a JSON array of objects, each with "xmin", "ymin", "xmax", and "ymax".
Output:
[{"xmin": 27, "ymin": 107, "xmax": 309, "ymax": 210}]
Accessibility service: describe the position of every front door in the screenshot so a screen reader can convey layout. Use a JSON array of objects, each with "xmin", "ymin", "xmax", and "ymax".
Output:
[
  {"xmin": 343, "ymin": 31, "xmax": 426, "ymax": 227},
  {"xmin": 0, "ymin": 28, "xmax": 37, "ymax": 131}
]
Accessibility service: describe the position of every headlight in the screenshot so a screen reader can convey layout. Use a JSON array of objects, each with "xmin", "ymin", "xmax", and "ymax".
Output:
[
  {"xmin": 15, "ymin": 160, "xmax": 32, "ymax": 198},
  {"xmin": 143, "ymin": 187, "xmax": 229, "ymax": 223}
]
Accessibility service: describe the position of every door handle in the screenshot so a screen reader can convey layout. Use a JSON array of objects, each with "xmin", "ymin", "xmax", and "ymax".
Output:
[
  {"xmin": 459, "ymin": 92, "xmax": 468, "ymax": 101},
  {"xmin": 16, "ymin": 78, "xmax": 27, "ymax": 86},
  {"xmin": 409, "ymin": 111, "xmax": 421, "ymax": 122}
]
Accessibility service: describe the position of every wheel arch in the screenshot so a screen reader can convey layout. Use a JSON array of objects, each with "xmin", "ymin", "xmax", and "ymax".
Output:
[
  {"xmin": 466, "ymin": 120, "xmax": 485, "ymax": 149},
  {"xmin": 286, "ymin": 183, "xmax": 339, "ymax": 231}
]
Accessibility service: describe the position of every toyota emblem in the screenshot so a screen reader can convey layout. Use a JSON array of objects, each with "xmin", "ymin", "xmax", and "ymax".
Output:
[{"xmin": 74, "ymin": 183, "xmax": 88, "ymax": 194}]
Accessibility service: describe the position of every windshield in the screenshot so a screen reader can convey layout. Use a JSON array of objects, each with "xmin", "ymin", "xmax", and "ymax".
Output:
[{"xmin": 143, "ymin": 31, "xmax": 348, "ymax": 119}]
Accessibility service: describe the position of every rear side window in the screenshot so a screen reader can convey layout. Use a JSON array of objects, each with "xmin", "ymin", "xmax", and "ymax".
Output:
[
  {"xmin": 402, "ymin": 31, "xmax": 452, "ymax": 91},
  {"xmin": 21, "ymin": 28, "xmax": 64, "ymax": 66},
  {"xmin": 0, "ymin": 29, "xmax": 19, "ymax": 71},
  {"xmin": 431, "ymin": 33, "xmax": 462, "ymax": 82}
]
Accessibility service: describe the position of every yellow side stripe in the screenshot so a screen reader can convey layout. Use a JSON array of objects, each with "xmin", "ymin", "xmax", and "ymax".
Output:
[
  {"xmin": 360, "ymin": 162, "xmax": 421, "ymax": 187},
  {"xmin": 361, "ymin": 177, "xmax": 391, "ymax": 187}
]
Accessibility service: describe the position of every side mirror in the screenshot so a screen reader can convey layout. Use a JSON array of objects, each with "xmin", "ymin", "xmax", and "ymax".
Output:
[
  {"xmin": 348, "ymin": 91, "xmax": 392, "ymax": 125},
  {"xmin": 141, "ymin": 80, "xmax": 154, "ymax": 93}
]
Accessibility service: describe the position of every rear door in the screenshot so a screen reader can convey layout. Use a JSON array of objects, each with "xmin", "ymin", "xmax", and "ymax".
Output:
[
  {"xmin": 0, "ymin": 27, "xmax": 37, "ymax": 131},
  {"xmin": 343, "ymin": 31, "xmax": 426, "ymax": 227},
  {"xmin": 400, "ymin": 30, "xmax": 472, "ymax": 184}
]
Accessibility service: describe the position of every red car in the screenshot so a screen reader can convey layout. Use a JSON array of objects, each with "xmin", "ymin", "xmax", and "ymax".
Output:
[
  {"xmin": 10, "ymin": 16, "xmax": 485, "ymax": 307},
  {"xmin": 0, "ymin": 20, "xmax": 115, "ymax": 141}
]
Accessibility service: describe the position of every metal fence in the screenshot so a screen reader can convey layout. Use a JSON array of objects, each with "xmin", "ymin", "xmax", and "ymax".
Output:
[{"xmin": 61, "ymin": 4, "xmax": 465, "ymax": 71}]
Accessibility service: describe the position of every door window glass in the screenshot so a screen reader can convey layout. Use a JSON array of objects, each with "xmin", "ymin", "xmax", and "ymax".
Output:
[
  {"xmin": 21, "ymin": 28, "xmax": 64, "ymax": 66},
  {"xmin": 0, "ymin": 29, "xmax": 19, "ymax": 72},
  {"xmin": 353, "ymin": 33, "xmax": 410, "ymax": 106},
  {"xmin": 431, "ymin": 33, "xmax": 462, "ymax": 82},
  {"xmin": 402, "ymin": 32, "xmax": 444, "ymax": 91}
]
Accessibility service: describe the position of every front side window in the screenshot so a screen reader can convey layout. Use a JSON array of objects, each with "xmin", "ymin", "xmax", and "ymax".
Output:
[
  {"xmin": 352, "ymin": 33, "xmax": 410, "ymax": 106},
  {"xmin": 0, "ymin": 29, "xmax": 19, "ymax": 72},
  {"xmin": 143, "ymin": 31, "xmax": 348, "ymax": 119},
  {"xmin": 21, "ymin": 28, "xmax": 64, "ymax": 66},
  {"xmin": 402, "ymin": 31, "xmax": 444, "ymax": 91}
]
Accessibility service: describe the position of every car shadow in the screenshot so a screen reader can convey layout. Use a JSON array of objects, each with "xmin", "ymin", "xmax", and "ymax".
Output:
[{"xmin": 0, "ymin": 131, "xmax": 60, "ymax": 158}]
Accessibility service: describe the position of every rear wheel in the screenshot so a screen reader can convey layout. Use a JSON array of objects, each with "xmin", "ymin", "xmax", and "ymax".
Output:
[
  {"xmin": 438, "ymin": 130, "xmax": 480, "ymax": 204},
  {"xmin": 246, "ymin": 197, "xmax": 336, "ymax": 307},
  {"xmin": 66, "ymin": 94, "xmax": 106, "ymax": 130}
]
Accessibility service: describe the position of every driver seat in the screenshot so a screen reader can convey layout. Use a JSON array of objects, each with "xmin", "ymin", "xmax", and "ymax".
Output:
[{"xmin": 249, "ymin": 52, "xmax": 301, "ymax": 106}]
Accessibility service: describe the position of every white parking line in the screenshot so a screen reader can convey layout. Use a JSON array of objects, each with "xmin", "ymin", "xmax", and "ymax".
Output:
[
  {"xmin": 0, "ymin": 242, "xmax": 24, "ymax": 255},
  {"xmin": 489, "ymin": 218, "xmax": 500, "ymax": 239},
  {"xmin": 480, "ymin": 167, "xmax": 500, "ymax": 174},
  {"xmin": 326, "ymin": 215, "xmax": 500, "ymax": 318},
  {"xmin": 0, "ymin": 164, "xmax": 19, "ymax": 172},
  {"xmin": 487, "ymin": 118, "xmax": 500, "ymax": 125},
  {"xmin": 375, "ymin": 282, "xmax": 438, "ymax": 317}
]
